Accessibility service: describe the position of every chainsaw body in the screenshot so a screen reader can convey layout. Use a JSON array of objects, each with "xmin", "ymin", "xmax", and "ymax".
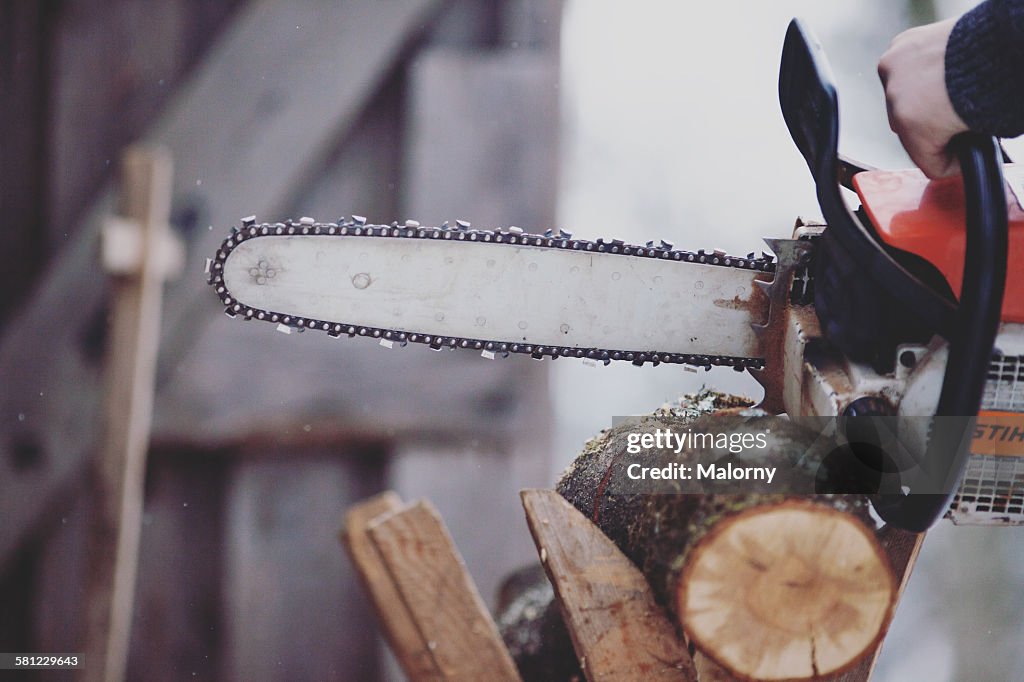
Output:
[{"xmin": 776, "ymin": 183, "xmax": 1024, "ymax": 526}]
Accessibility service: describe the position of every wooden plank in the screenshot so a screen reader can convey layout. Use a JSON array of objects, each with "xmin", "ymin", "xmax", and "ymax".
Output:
[
  {"xmin": 367, "ymin": 500, "xmax": 521, "ymax": 682},
  {"xmin": 520, "ymin": 489, "xmax": 697, "ymax": 682},
  {"xmin": 0, "ymin": 0, "xmax": 446, "ymax": 570},
  {"xmin": 341, "ymin": 492, "xmax": 443, "ymax": 682},
  {"xmin": 222, "ymin": 452, "xmax": 385, "ymax": 681},
  {"xmin": 81, "ymin": 146, "xmax": 174, "ymax": 682},
  {"xmin": 389, "ymin": 443, "xmax": 551, "ymax": 615},
  {"xmin": 150, "ymin": 314, "xmax": 549, "ymax": 452}
]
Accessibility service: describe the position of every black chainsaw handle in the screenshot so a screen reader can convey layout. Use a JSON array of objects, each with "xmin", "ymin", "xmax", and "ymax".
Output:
[{"xmin": 875, "ymin": 135, "xmax": 1008, "ymax": 531}]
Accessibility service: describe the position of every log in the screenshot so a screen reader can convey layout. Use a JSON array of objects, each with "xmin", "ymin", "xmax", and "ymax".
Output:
[
  {"xmin": 495, "ymin": 565, "xmax": 583, "ymax": 682},
  {"xmin": 555, "ymin": 390, "xmax": 897, "ymax": 681}
]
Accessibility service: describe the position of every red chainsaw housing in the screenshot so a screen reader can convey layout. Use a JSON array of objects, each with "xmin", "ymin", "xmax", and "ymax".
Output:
[{"xmin": 854, "ymin": 164, "xmax": 1024, "ymax": 323}]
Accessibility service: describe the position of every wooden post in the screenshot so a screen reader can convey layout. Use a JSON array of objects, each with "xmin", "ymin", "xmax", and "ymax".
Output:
[{"xmin": 82, "ymin": 146, "xmax": 176, "ymax": 682}]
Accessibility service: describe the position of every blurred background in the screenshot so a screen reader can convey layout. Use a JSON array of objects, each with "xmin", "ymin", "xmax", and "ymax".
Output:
[{"xmin": 1, "ymin": 0, "xmax": 1021, "ymax": 680}]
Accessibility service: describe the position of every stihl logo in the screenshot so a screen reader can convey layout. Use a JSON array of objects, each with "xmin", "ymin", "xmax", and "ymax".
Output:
[
  {"xmin": 974, "ymin": 424, "xmax": 1024, "ymax": 442},
  {"xmin": 972, "ymin": 412, "xmax": 1024, "ymax": 457}
]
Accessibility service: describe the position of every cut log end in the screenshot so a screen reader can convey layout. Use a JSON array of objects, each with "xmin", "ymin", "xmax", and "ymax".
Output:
[{"xmin": 678, "ymin": 500, "xmax": 895, "ymax": 681}]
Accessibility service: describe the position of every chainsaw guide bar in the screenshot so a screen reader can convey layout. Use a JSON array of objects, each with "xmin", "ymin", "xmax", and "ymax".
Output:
[{"xmin": 208, "ymin": 217, "xmax": 783, "ymax": 370}]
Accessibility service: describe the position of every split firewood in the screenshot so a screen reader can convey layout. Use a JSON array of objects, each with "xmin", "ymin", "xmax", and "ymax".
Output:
[
  {"xmin": 500, "ymin": 389, "xmax": 897, "ymax": 682},
  {"xmin": 521, "ymin": 488, "xmax": 698, "ymax": 681}
]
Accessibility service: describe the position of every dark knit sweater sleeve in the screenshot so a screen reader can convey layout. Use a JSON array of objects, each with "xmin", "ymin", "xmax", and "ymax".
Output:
[{"xmin": 945, "ymin": 0, "xmax": 1024, "ymax": 137}]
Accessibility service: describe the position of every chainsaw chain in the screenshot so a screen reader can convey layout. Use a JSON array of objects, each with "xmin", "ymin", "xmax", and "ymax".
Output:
[{"xmin": 209, "ymin": 216, "xmax": 782, "ymax": 371}]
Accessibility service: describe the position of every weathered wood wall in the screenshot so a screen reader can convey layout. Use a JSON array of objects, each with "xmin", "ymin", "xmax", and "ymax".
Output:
[
  {"xmin": 0, "ymin": 0, "xmax": 561, "ymax": 679},
  {"xmin": 1, "ymin": 0, "xmax": 242, "ymax": 665}
]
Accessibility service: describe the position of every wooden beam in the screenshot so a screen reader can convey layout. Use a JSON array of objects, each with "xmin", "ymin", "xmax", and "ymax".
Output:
[
  {"xmin": 367, "ymin": 500, "xmax": 521, "ymax": 682},
  {"xmin": 81, "ymin": 147, "xmax": 174, "ymax": 682},
  {"xmin": 520, "ymin": 489, "xmax": 697, "ymax": 682},
  {"xmin": 0, "ymin": 0, "xmax": 446, "ymax": 569},
  {"xmin": 341, "ymin": 492, "xmax": 443, "ymax": 681}
]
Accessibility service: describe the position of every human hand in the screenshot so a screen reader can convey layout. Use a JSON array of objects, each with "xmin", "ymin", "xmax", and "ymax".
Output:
[{"xmin": 878, "ymin": 18, "xmax": 969, "ymax": 179}]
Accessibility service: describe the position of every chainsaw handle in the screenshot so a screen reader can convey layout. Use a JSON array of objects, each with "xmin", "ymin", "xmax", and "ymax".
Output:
[
  {"xmin": 942, "ymin": 132, "xmax": 1008, "ymax": 426},
  {"xmin": 876, "ymin": 134, "xmax": 1008, "ymax": 531}
]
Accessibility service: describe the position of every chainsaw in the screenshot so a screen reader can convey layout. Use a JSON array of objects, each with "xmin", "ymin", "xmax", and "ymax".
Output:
[{"xmin": 207, "ymin": 20, "xmax": 1024, "ymax": 532}]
